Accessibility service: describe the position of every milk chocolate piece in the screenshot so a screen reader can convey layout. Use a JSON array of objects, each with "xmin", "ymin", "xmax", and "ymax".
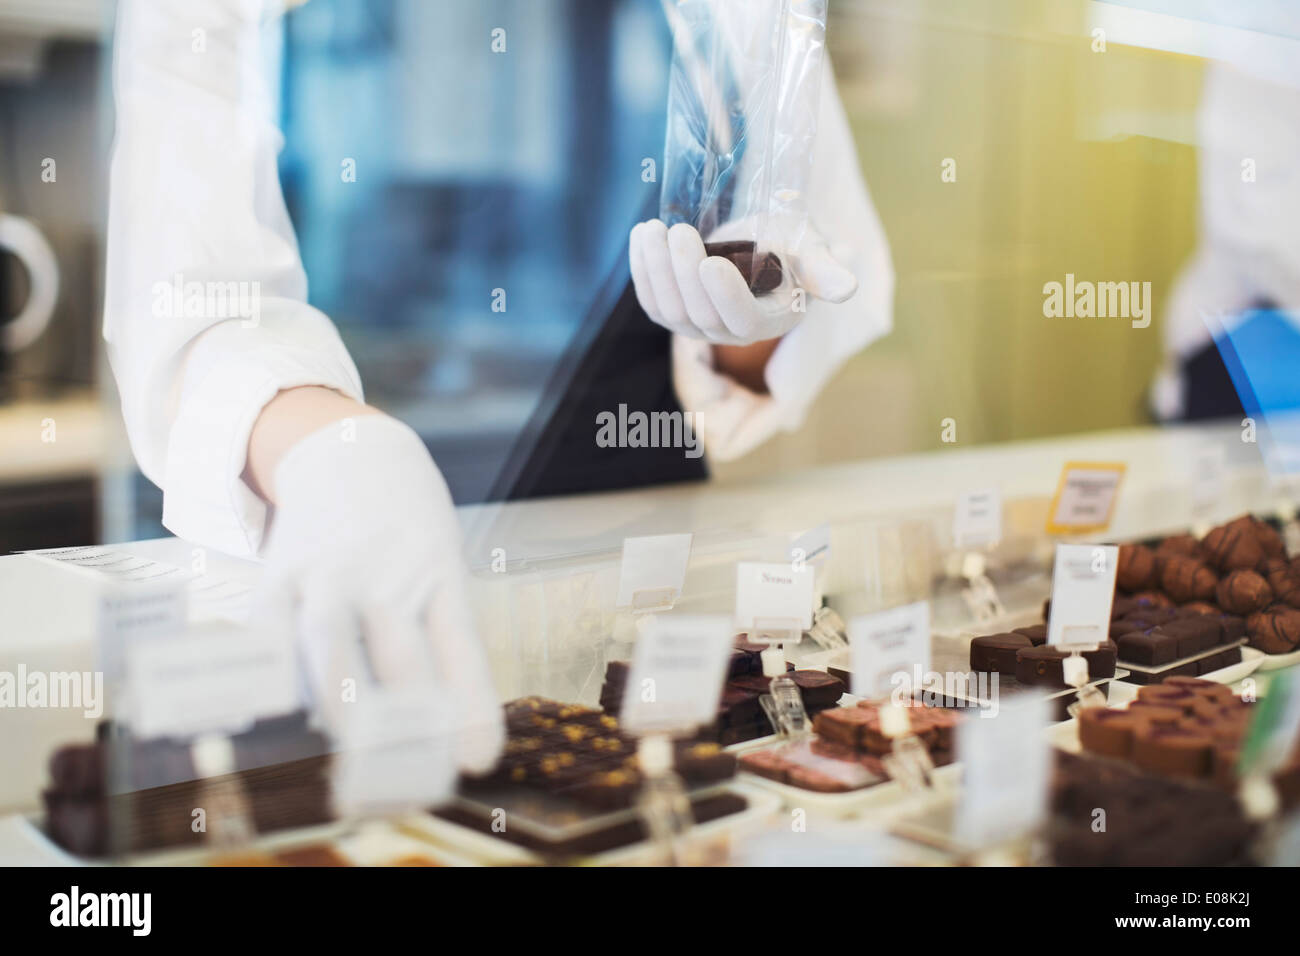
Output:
[
  {"xmin": 1268, "ymin": 572, "xmax": 1300, "ymax": 609},
  {"xmin": 1157, "ymin": 533, "xmax": 1203, "ymax": 559},
  {"xmin": 1117, "ymin": 630, "xmax": 1178, "ymax": 666},
  {"xmin": 1015, "ymin": 646, "xmax": 1068, "ymax": 687},
  {"xmin": 1131, "ymin": 591, "xmax": 1174, "ymax": 610},
  {"xmin": 1246, "ymin": 606, "xmax": 1300, "ymax": 654},
  {"xmin": 1164, "ymin": 676, "xmax": 1232, "ymax": 697},
  {"xmin": 1125, "ymin": 702, "xmax": 1184, "ymax": 730},
  {"xmin": 970, "ymin": 633, "xmax": 1032, "ymax": 674},
  {"xmin": 274, "ymin": 845, "xmax": 351, "ymax": 867},
  {"xmin": 1136, "ymin": 685, "xmax": 1197, "ymax": 711},
  {"xmin": 1177, "ymin": 601, "xmax": 1219, "ymax": 617},
  {"xmin": 1117, "ymin": 543, "xmax": 1158, "ymax": 592},
  {"xmin": 812, "ymin": 707, "xmax": 877, "ymax": 749},
  {"xmin": 1132, "ymin": 726, "xmax": 1214, "ymax": 778},
  {"xmin": 1216, "ymin": 569, "xmax": 1273, "ymax": 615},
  {"xmin": 1078, "ymin": 708, "xmax": 1139, "ymax": 758},
  {"xmin": 704, "ymin": 240, "xmax": 783, "ymax": 295}
]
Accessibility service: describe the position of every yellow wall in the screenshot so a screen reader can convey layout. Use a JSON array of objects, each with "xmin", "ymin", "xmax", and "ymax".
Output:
[{"xmin": 714, "ymin": 0, "xmax": 1205, "ymax": 483}]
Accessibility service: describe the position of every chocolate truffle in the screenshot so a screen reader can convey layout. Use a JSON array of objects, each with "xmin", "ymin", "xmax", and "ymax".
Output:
[
  {"xmin": 1156, "ymin": 534, "xmax": 1203, "ymax": 560},
  {"xmin": 1160, "ymin": 555, "xmax": 1219, "ymax": 603},
  {"xmin": 1216, "ymin": 569, "xmax": 1274, "ymax": 615},
  {"xmin": 1252, "ymin": 516, "xmax": 1285, "ymax": 558},
  {"xmin": 1117, "ymin": 543, "xmax": 1158, "ymax": 592},
  {"xmin": 971, "ymin": 633, "xmax": 1032, "ymax": 674},
  {"xmin": 1268, "ymin": 572, "xmax": 1300, "ymax": 609},
  {"xmin": 704, "ymin": 240, "xmax": 783, "ymax": 295},
  {"xmin": 1202, "ymin": 518, "xmax": 1264, "ymax": 572},
  {"xmin": 1177, "ymin": 601, "xmax": 1220, "ymax": 617},
  {"xmin": 1132, "ymin": 591, "xmax": 1174, "ymax": 610},
  {"xmin": 1246, "ymin": 606, "xmax": 1300, "ymax": 655}
]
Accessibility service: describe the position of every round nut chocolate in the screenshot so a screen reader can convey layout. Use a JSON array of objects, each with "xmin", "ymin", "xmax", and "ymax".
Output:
[
  {"xmin": 1160, "ymin": 555, "xmax": 1219, "ymax": 604},
  {"xmin": 1216, "ymin": 569, "xmax": 1273, "ymax": 615},
  {"xmin": 1202, "ymin": 519, "xmax": 1264, "ymax": 573},
  {"xmin": 1117, "ymin": 543, "xmax": 1158, "ymax": 592},
  {"xmin": 1246, "ymin": 606, "xmax": 1300, "ymax": 655},
  {"xmin": 1156, "ymin": 534, "xmax": 1203, "ymax": 560}
]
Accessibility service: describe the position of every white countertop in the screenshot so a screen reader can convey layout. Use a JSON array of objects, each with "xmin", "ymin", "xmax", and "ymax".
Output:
[{"xmin": 0, "ymin": 417, "xmax": 1289, "ymax": 818}]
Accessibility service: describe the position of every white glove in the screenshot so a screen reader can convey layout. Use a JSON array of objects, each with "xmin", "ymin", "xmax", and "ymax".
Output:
[
  {"xmin": 256, "ymin": 413, "xmax": 503, "ymax": 776},
  {"xmin": 628, "ymin": 217, "xmax": 858, "ymax": 345}
]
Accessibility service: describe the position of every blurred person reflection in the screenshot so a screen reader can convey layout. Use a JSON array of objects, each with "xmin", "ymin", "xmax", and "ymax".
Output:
[{"xmin": 1152, "ymin": 5, "xmax": 1300, "ymax": 421}]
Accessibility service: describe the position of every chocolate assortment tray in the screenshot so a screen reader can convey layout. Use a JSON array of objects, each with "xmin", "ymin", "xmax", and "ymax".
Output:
[
  {"xmin": 731, "ymin": 701, "xmax": 964, "ymax": 817},
  {"xmin": 415, "ymin": 696, "xmax": 769, "ymax": 861}
]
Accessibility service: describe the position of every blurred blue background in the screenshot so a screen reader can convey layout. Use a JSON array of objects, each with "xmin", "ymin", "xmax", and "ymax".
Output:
[{"xmin": 277, "ymin": 0, "xmax": 671, "ymax": 502}]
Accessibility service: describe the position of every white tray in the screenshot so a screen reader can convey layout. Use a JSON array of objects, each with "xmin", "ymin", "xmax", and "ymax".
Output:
[
  {"xmin": 13, "ymin": 816, "xmax": 479, "ymax": 867},
  {"xmin": 729, "ymin": 734, "xmax": 963, "ymax": 819},
  {"xmin": 397, "ymin": 781, "xmax": 781, "ymax": 866},
  {"xmin": 1245, "ymin": 645, "xmax": 1300, "ymax": 671}
]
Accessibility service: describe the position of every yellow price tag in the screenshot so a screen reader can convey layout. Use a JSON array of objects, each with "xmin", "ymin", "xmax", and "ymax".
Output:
[{"xmin": 1046, "ymin": 461, "xmax": 1126, "ymax": 535}]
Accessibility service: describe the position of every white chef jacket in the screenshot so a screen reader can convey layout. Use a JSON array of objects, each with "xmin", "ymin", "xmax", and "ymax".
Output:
[{"xmin": 104, "ymin": 0, "xmax": 894, "ymax": 559}]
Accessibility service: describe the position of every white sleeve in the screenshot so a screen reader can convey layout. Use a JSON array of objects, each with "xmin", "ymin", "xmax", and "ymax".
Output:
[
  {"xmin": 104, "ymin": 0, "xmax": 364, "ymax": 557},
  {"xmin": 671, "ymin": 56, "xmax": 894, "ymax": 461}
]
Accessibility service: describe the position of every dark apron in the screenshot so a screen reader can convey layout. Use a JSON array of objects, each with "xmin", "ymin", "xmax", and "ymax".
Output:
[{"xmin": 491, "ymin": 267, "xmax": 710, "ymax": 500}]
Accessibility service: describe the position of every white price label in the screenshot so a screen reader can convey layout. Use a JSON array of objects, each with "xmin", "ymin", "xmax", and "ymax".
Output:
[
  {"xmin": 616, "ymin": 533, "xmax": 693, "ymax": 611},
  {"xmin": 952, "ymin": 489, "xmax": 1002, "ymax": 550},
  {"xmin": 97, "ymin": 579, "xmax": 188, "ymax": 682},
  {"xmin": 955, "ymin": 695, "xmax": 1050, "ymax": 848},
  {"xmin": 848, "ymin": 602, "xmax": 931, "ymax": 700},
  {"xmin": 1047, "ymin": 543, "xmax": 1118, "ymax": 649},
  {"xmin": 789, "ymin": 524, "xmax": 831, "ymax": 569},
  {"xmin": 1191, "ymin": 444, "xmax": 1227, "ymax": 515},
  {"xmin": 333, "ymin": 684, "xmax": 458, "ymax": 815},
  {"xmin": 124, "ymin": 623, "xmax": 298, "ymax": 738},
  {"xmin": 620, "ymin": 614, "xmax": 733, "ymax": 735},
  {"xmin": 734, "ymin": 562, "xmax": 815, "ymax": 635}
]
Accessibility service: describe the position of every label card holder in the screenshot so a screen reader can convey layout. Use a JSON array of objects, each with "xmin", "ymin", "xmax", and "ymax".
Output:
[
  {"xmin": 953, "ymin": 489, "xmax": 1002, "ymax": 550},
  {"xmin": 955, "ymin": 694, "xmax": 1051, "ymax": 849},
  {"xmin": 848, "ymin": 602, "xmax": 931, "ymax": 701},
  {"xmin": 620, "ymin": 614, "xmax": 734, "ymax": 736},
  {"xmin": 1047, "ymin": 543, "xmax": 1119, "ymax": 650},
  {"xmin": 734, "ymin": 562, "xmax": 816, "ymax": 640},
  {"xmin": 617, "ymin": 533, "xmax": 693, "ymax": 612}
]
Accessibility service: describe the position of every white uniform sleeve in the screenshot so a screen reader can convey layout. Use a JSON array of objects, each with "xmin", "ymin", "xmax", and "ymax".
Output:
[
  {"xmin": 104, "ymin": 0, "xmax": 364, "ymax": 557},
  {"xmin": 671, "ymin": 57, "xmax": 894, "ymax": 461}
]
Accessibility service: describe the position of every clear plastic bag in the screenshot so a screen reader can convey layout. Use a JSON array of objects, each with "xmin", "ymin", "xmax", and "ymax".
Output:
[{"xmin": 659, "ymin": 0, "xmax": 829, "ymax": 297}]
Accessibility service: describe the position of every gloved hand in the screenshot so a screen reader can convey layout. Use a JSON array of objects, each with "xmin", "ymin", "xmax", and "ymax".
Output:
[
  {"xmin": 628, "ymin": 217, "xmax": 858, "ymax": 345},
  {"xmin": 256, "ymin": 413, "xmax": 503, "ymax": 777}
]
